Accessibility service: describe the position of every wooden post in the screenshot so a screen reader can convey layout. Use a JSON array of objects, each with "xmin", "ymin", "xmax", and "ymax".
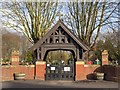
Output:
[{"xmin": 37, "ymin": 48, "xmax": 40, "ymax": 60}]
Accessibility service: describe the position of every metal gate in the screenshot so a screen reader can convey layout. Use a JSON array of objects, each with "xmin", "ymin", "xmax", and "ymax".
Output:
[{"xmin": 45, "ymin": 60, "xmax": 74, "ymax": 80}]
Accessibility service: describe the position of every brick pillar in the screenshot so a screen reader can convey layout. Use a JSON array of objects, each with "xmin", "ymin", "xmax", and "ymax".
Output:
[
  {"xmin": 102, "ymin": 50, "xmax": 108, "ymax": 65},
  {"xmin": 35, "ymin": 61, "xmax": 46, "ymax": 80},
  {"xmin": 11, "ymin": 50, "xmax": 19, "ymax": 65},
  {"xmin": 75, "ymin": 61, "xmax": 85, "ymax": 81}
]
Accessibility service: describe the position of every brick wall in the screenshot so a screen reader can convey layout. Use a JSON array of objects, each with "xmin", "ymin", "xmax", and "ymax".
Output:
[
  {"xmin": 2, "ymin": 65, "xmax": 35, "ymax": 81},
  {"xmin": 2, "ymin": 50, "xmax": 119, "ymax": 82},
  {"xmin": 35, "ymin": 61, "xmax": 46, "ymax": 80},
  {"xmin": 1, "ymin": 50, "xmax": 35, "ymax": 81},
  {"xmin": 75, "ymin": 61, "xmax": 100, "ymax": 80},
  {"xmin": 2, "ymin": 64, "xmax": 119, "ymax": 82},
  {"xmin": 102, "ymin": 50, "xmax": 109, "ymax": 65}
]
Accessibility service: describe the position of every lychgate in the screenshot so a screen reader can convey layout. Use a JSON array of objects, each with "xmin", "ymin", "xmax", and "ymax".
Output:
[{"xmin": 30, "ymin": 20, "xmax": 89, "ymax": 80}]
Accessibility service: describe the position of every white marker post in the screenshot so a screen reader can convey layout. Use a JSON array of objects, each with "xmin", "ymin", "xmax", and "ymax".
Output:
[{"xmin": 96, "ymin": 58, "xmax": 100, "ymax": 65}]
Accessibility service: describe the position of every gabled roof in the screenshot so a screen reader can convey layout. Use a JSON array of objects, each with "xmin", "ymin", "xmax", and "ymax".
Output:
[{"xmin": 30, "ymin": 20, "xmax": 90, "ymax": 51}]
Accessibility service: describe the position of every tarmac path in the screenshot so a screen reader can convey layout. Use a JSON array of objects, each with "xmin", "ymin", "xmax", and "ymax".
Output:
[{"xmin": 1, "ymin": 80, "xmax": 119, "ymax": 89}]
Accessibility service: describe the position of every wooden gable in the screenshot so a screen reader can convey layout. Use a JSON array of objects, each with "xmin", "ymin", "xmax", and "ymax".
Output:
[{"xmin": 30, "ymin": 20, "xmax": 89, "ymax": 51}]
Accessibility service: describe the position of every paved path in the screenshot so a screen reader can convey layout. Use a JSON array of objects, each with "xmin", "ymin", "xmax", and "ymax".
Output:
[{"xmin": 1, "ymin": 80, "xmax": 119, "ymax": 89}]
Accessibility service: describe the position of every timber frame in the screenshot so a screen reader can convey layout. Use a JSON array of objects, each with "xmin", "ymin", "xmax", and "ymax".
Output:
[{"xmin": 30, "ymin": 20, "xmax": 90, "ymax": 62}]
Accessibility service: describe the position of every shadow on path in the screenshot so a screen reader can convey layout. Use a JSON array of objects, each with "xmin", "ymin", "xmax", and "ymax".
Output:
[
  {"xmin": 2, "ymin": 80, "xmax": 72, "ymax": 88},
  {"xmin": 2, "ymin": 80, "xmax": 119, "ymax": 89}
]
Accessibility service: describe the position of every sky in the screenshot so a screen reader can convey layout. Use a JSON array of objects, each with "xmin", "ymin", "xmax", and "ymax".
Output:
[
  {"xmin": 0, "ymin": 1, "xmax": 119, "ymax": 36},
  {"xmin": 0, "ymin": 0, "xmax": 119, "ymax": 2}
]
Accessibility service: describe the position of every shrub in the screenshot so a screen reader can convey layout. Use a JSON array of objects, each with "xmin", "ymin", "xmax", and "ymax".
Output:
[{"xmin": 25, "ymin": 51, "xmax": 33, "ymax": 64}]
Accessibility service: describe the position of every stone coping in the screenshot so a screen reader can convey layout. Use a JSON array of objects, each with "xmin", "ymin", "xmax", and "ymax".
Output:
[
  {"xmin": 84, "ymin": 64, "xmax": 100, "ymax": 67},
  {"xmin": 76, "ymin": 61, "xmax": 85, "ymax": 65},
  {"xmin": 2, "ymin": 65, "xmax": 16, "ymax": 68},
  {"xmin": 36, "ymin": 61, "xmax": 46, "ymax": 65},
  {"xmin": 2, "ymin": 65, "xmax": 35, "ymax": 68},
  {"xmin": 20, "ymin": 65, "xmax": 35, "ymax": 67}
]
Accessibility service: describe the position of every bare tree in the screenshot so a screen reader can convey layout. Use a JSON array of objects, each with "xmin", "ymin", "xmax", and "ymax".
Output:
[
  {"xmin": 96, "ymin": 30, "xmax": 120, "ymax": 64},
  {"xmin": 2, "ymin": 29, "xmax": 31, "ymax": 60},
  {"xmin": 64, "ymin": 1, "xmax": 120, "ymax": 49},
  {"xmin": 1, "ymin": 1, "xmax": 60, "ymax": 44}
]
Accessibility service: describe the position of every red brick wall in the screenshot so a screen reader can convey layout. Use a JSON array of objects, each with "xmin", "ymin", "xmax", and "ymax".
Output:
[
  {"xmin": 76, "ymin": 65, "xmax": 120, "ymax": 82},
  {"xmin": 35, "ymin": 61, "xmax": 46, "ymax": 80},
  {"xmin": 2, "ymin": 66, "xmax": 15, "ymax": 81},
  {"xmin": 2, "ymin": 65, "xmax": 35, "ymax": 81},
  {"xmin": 102, "ymin": 50, "xmax": 109, "ymax": 65},
  {"xmin": 2, "ymin": 50, "xmax": 35, "ymax": 81},
  {"xmin": 75, "ymin": 61, "xmax": 100, "ymax": 81},
  {"xmin": 10, "ymin": 51, "xmax": 19, "ymax": 65},
  {"xmin": 84, "ymin": 65, "xmax": 100, "ymax": 79},
  {"xmin": 3, "ymin": 50, "xmax": 114, "ymax": 81},
  {"xmin": 2, "ymin": 63, "xmax": 119, "ymax": 82},
  {"xmin": 76, "ymin": 63, "xmax": 85, "ymax": 80}
]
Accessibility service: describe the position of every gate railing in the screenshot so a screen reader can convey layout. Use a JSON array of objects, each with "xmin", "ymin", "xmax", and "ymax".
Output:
[{"xmin": 45, "ymin": 61, "xmax": 74, "ymax": 80}]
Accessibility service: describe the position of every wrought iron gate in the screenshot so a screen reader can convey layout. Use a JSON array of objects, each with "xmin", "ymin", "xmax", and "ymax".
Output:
[{"xmin": 45, "ymin": 60, "xmax": 75, "ymax": 80}]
